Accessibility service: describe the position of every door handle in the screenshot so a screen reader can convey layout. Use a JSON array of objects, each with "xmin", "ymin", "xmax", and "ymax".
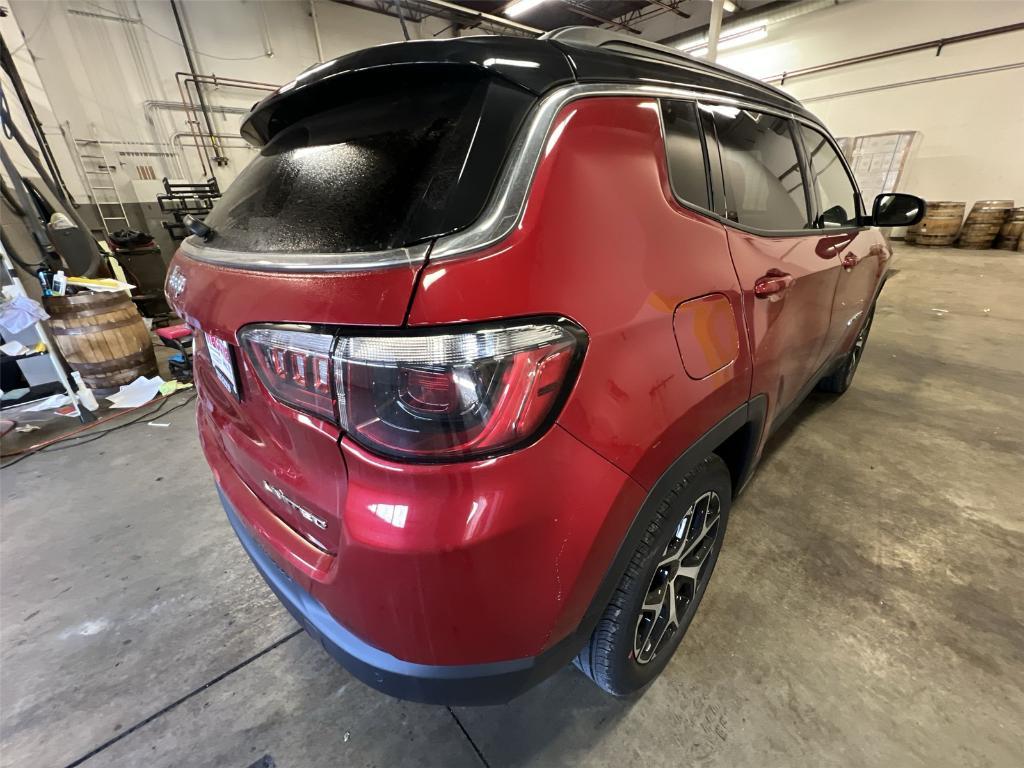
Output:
[{"xmin": 753, "ymin": 270, "xmax": 793, "ymax": 299}]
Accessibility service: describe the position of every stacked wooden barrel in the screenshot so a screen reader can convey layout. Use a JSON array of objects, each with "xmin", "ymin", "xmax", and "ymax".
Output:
[
  {"xmin": 44, "ymin": 291, "xmax": 158, "ymax": 394},
  {"xmin": 957, "ymin": 200, "xmax": 1014, "ymax": 249},
  {"xmin": 905, "ymin": 201, "xmax": 965, "ymax": 246},
  {"xmin": 993, "ymin": 207, "xmax": 1024, "ymax": 251}
]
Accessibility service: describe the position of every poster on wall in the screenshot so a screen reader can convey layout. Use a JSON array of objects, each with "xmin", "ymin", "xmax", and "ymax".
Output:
[{"xmin": 836, "ymin": 131, "xmax": 921, "ymax": 203}]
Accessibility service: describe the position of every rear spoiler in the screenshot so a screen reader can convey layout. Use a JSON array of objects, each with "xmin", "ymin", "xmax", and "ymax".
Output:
[{"xmin": 240, "ymin": 36, "xmax": 575, "ymax": 147}]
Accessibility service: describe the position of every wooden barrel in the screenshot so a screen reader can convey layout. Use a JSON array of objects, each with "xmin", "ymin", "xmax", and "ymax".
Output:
[
  {"xmin": 957, "ymin": 199, "xmax": 1014, "ymax": 249},
  {"xmin": 994, "ymin": 207, "xmax": 1024, "ymax": 251},
  {"xmin": 44, "ymin": 291, "xmax": 157, "ymax": 393},
  {"xmin": 905, "ymin": 201, "xmax": 965, "ymax": 246}
]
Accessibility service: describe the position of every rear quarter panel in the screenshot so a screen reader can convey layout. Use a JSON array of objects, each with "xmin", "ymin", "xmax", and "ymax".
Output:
[{"xmin": 409, "ymin": 96, "xmax": 752, "ymax": 490}]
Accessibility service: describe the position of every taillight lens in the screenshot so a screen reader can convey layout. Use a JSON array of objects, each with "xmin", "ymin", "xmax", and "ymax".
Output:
[
  {"xmin": 240, "ymin": 326, "xmax": 335, "ymax": 422},
  {"xmin": 239, "ymin": 320, "xmax": 585, "ymax": 460},
  {"xmin": 336, "ymin": 322, "xmax": 584, "ymax": 460}
]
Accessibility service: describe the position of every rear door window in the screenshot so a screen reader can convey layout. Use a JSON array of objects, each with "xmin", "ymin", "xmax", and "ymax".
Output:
[
  {"xmin": 661, "ymin": 100, "xmax": 710, "ymax": 210},
  {"xmin": 798, "ymin": 124, "xmax": 861, "ymax": 228},
  {"xmin": 705, "ymin": 107, "xmax": 809, "ymax": 231},
  {"xmin": 202, "ymin": 70, "xmax": 531, "ymax": 254}
]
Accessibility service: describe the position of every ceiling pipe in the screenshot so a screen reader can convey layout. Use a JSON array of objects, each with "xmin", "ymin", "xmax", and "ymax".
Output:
[
  {"xmin": 705, "ymin": 0, "xmax": 725, "ymax": 62},
  {"xmin": 661, "ymin": 0, "xmax": 839, "ymax": 49},
  {"xmin": 561, "ymin": 2, "xmax": 640, "ymax": 34},
  {"xmin": 328, "ymin": 0, "xmax": 538, "ymax": 35},
  {"xmin": 172, "ymin": 72, "xmax": 278, "ymax": 178},
  {"xmin": 176, "ymin": 73, "xmax": 280, "ymax": 91},
  {"xmin": 257, "ymin": 1, "xmax": 276, "ymax": 57},
  {"xmin": 607, "ymin": 0, "xmax": 689, "ymax": 33},
  {"xmin": 145, "ymin": 100, "xmax": 250, "ymax": 116},
  {"xmin": 168, "ymin": 0, "xmax": 225, "ymax": 171},
  {"xmin": 394, "ymin": 0, "xmax": 412, "ymax": 40},
  {"xmin": 798, "ymin": 61, "xmax": 1024, "ymax": 104},
  {"xmin": 414, "ymin": 0, "xmax": 542, "ymax": 35},
  {"xmin": 647, "ymin": 0, "xmax": 690, "ymax": 20},
  {"xmin": 766, "ymin": 21, "xmax": 1024, "ymax": 85},
  {"xmin": 330, "ymin": 0, "xmax": 425, "ymax": 25},
  {"xmin": 310, "ymin": 0, "xmax": 325, "ymax": 62}
]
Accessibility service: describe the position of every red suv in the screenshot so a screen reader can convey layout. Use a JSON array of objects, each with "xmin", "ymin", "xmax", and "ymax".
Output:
[{"xmin": 166, "ymin": 28, "xmax": 923, "ymax": 704}]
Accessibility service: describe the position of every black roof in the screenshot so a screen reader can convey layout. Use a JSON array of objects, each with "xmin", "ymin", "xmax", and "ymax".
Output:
[{"xmin": 241, "ymin": 26, "xmax": 814, "ymax": 146}]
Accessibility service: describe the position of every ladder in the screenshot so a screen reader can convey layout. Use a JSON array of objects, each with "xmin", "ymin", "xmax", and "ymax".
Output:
[{"xmin": 73, "ymin": 137, "xmax": 132, "ymax": 236}]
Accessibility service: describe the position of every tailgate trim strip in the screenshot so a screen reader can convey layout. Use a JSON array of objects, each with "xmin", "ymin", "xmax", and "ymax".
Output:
[{"xmin": 179, "ymin": 239, "xmax": 430, "ymax": 272}]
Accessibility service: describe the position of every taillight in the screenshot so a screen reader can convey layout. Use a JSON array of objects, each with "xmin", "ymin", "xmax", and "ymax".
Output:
[
  {"xmin": 240, "ymin": 326, "xmax": 335, "ymax": 422},
  {"xmin": 239, "ymin": 320, "xmax": 586, "ymax": 461},
  {"xmin": 336, "ymin": 322, "xmax": 584, "ymax": 459}
]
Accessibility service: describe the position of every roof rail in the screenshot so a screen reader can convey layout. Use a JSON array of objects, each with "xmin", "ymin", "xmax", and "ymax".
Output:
[{"xmin": 540, "ymin": 26, "xmax": 799, "ymax": 106}]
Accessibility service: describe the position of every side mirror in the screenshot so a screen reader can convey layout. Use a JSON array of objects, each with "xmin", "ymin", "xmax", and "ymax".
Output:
[{"xmin": 873, "ymin": 193, "xmax": 925, "ymax": 227}]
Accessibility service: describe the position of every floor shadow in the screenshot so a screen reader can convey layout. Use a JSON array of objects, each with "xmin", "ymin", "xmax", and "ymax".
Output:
[
  {"xmin": 450, "ymin": 664, "xmax": 638, "ymax": 767},
  {"xmin": 756, "ymin": 390, "xmax": 837, "ymax": 466}
]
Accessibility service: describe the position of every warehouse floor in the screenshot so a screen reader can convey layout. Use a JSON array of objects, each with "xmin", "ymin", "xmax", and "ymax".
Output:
[{"xmin": 2, "ymin": 244, "xmax": 1022, "ymax": 768}]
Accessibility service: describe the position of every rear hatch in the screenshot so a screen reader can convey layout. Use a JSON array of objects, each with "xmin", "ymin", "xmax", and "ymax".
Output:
[{"xmin": 169, "ymin": 63, "xmax": 543, "ymax": 556}]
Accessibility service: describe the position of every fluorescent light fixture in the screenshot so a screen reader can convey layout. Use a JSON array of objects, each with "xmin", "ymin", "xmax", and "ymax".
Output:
[
  {"xmin": 504, "ymin": 0, "xmax": 548, "ymax": 18},
  {"xmin": 680, "ymin": 24, "xmax": 767, "ymax": 57}
]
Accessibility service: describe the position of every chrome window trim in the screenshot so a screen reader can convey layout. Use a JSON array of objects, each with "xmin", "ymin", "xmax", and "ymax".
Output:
[
  {"xmin": 179, "ymin": 238, "xmax": 430, "ymax": 272},
  {"xmin": 794, "ymin": 120, "xmax": 868, "ymax": 219},
  {"xmin": 432, "ymin": 82, "xmax": 820, "ymax": 261}
]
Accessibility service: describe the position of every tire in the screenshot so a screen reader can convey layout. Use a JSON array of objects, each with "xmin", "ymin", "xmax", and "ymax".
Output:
[
  {"xmin": 817, "ymin": 306, "xmax": 875, "ymax": 395},
  {"xmin": 575, "ymin": 455, "xmax": 732, "ymax": 696}
]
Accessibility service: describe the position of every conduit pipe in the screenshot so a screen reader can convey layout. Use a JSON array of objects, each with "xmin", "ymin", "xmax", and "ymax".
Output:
[
  {"xmin": 766, "ymin": 22, "xmax": 1024, "ymax": 85},
  {"xmin": 799, "ymin": 61, "xmax": 1024, "ymax": 104},
  {"xmin": 172, "ymin": 73, "xmax": 277, "ymax": 178},
  {"xmin": 169, "ymin": 0, "xmax": 224, "ymax": 171},
  {"xmin": 311, "ymin": 0, "xmax": 325, "ymax": 62},
  {"xmin": 706, "ymin": 0, "xmax": 725, "ymax": 63},
  {"xmin": 413, "ymin": 0, "xmax": 542, "ymax": 35},
  {"xmin": 661, "ymin": 0, "xmax": 838, "ymax": 49}
]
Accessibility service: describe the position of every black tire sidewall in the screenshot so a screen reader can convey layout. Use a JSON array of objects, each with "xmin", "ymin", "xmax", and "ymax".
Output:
[
  {"xmin": 598, "ymin": 457, "xmax": 732, "ymax": 695},
  {"xmin": 819, "ymin": 306, "xmax": 876, "ymax": 394}
]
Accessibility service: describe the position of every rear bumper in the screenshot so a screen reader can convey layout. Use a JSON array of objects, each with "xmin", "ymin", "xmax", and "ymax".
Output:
[{"xmin": 220, "ymin": 487, "xmax": 579, "ymax": 705}]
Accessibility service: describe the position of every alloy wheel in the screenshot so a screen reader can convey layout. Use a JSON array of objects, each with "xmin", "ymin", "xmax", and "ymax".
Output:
[{"xmin": 632, "ymin": 490, "xmax": 721, "ymax": 665}]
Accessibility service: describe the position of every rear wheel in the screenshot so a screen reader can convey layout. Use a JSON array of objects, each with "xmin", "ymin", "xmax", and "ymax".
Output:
[
  {"xmin": 575, "ymin": 455, "xmax": 731, "ymax": 696},
  {"xmin": 817, "ymin": 307, "xmax": 874, "ymax": 395}
]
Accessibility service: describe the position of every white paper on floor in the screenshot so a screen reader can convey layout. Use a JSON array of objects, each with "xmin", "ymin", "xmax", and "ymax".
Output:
[
  {"xmin": 22, "ymin": 393, "xmax": 72, "ymax": 412},
  {"xmin": 107, "ymin": 375, "xmax": 166, "ymax": 409}
]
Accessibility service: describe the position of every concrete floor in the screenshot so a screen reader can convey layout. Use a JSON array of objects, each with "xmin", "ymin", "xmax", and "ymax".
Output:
[{"xmin": 2, "ymin": 244, "xmax": 1022, "ymax": 768}]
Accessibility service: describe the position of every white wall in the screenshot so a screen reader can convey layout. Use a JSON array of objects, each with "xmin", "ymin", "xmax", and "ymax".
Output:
[
  {"xmin": 714, "ymin": 0, "xmax": 1024, "ymax": 206},
  {"xmin": 6, "ymin": 0, "xmax": 1023, "ymax": 210},
  {"xmin": 0, "ymin": 9, "xmax": 81, "ymax": 186},
  {"xmin": 5, "ymin": 0, "xmax": 454, "ymax": 203}
]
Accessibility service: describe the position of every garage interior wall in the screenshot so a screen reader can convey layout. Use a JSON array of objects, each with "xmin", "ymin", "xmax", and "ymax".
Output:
[
  {"xmin": 4, "ymin": 0, "xmax": 1023, "ymax": 214},
  {"xmin": 712, "ymin": 0, "xmax": 1024, "ymax": 205},
  {"xmin": 4, "ymin": 0, "xmax": 457, "ymax": 204}
]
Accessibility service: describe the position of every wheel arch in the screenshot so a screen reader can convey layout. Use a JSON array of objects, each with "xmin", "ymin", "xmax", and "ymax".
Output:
[{"xmin": 562, "ymin": 395, "xmax": 767, "ymax": 655}]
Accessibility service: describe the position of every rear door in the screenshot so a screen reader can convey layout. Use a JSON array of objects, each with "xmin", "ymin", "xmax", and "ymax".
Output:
[
  {"xmin": 701, "ymin": 104, "xmax": 841, "ymax": 427},
  {"xmin": 796, "ymin": 123, "xmax": 889, "ymax": 360}
]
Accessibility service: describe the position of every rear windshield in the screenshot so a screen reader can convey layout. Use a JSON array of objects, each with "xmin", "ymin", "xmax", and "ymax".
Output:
[{"xmin": 202, "ymin": 69, "xmax": 529, "ymax": 254}]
